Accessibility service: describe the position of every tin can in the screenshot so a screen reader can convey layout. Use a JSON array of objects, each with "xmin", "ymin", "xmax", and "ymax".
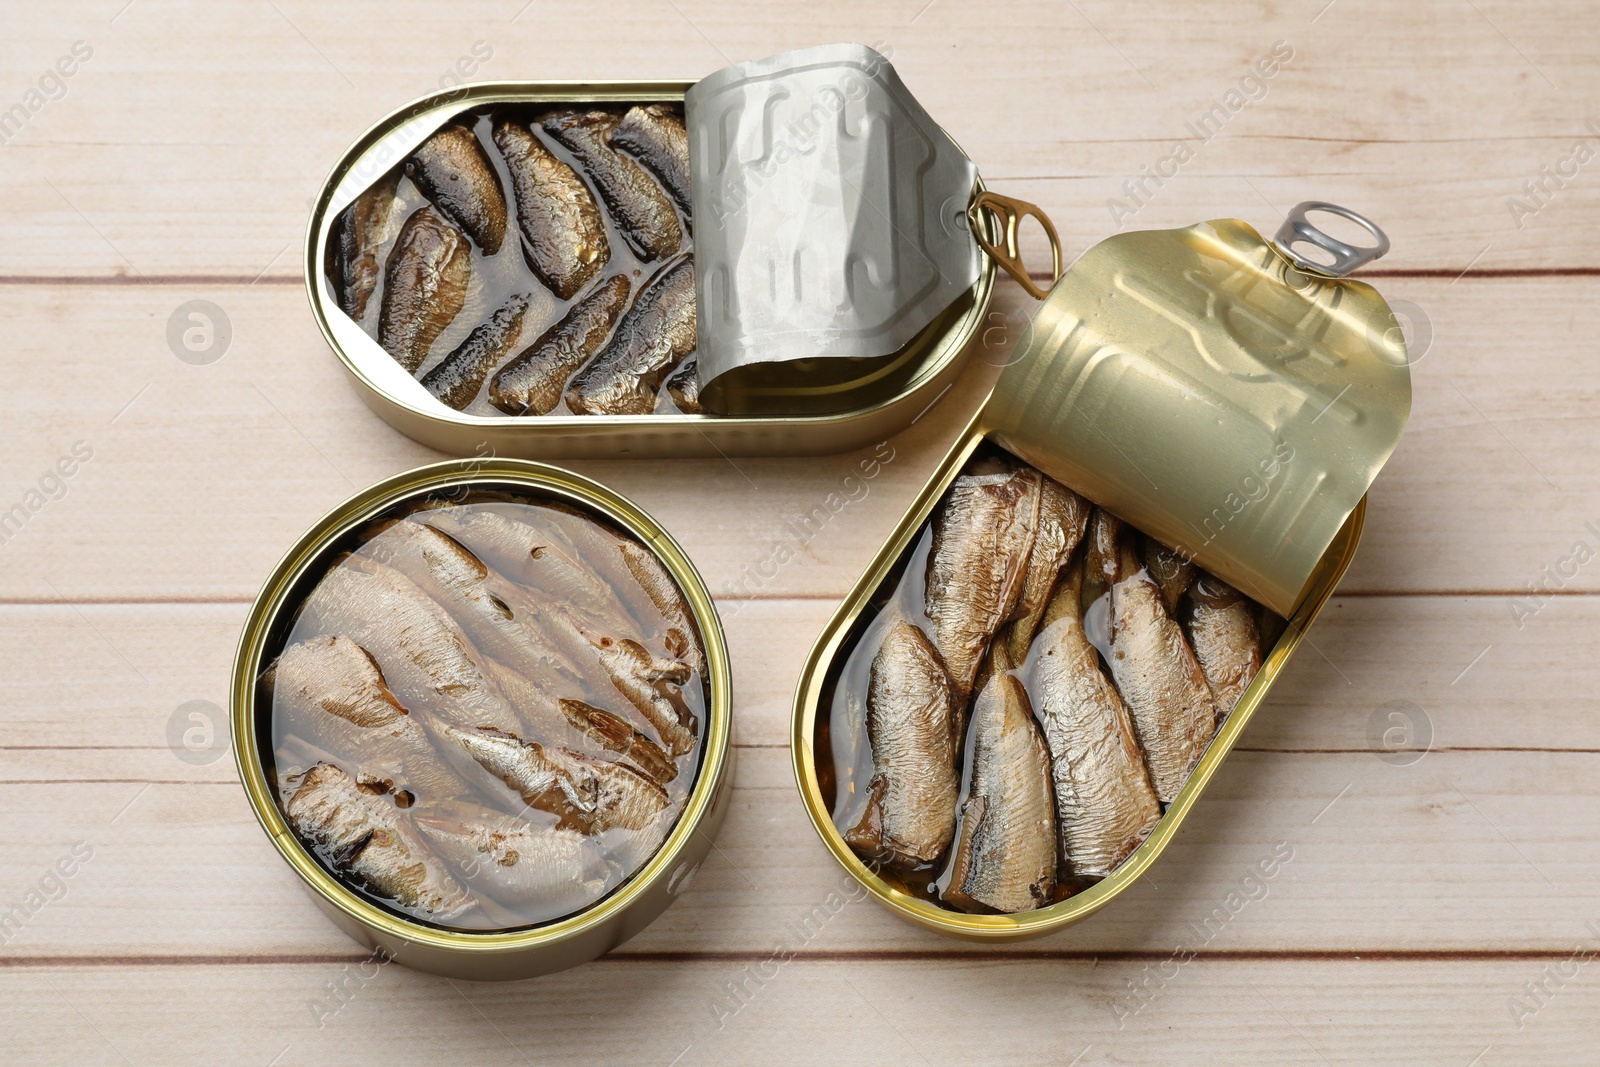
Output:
[
  {"xmin": 231, "ymin": 458, "xmax": 732, "ymax": 978},
  {"xmin": 305, "ymin": 80, "xmax": 1024, "ymax": 459},
  {"xmin": 791, "ymin": 203, "xmax": 1409, "ymax": 937}
]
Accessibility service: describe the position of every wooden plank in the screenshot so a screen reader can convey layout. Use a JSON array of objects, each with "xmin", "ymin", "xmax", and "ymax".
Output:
[
  {"xmin": 0, "ymin": 594, "xmax": 1591, "ymax": 757},
  {"xmin": 0, "ymin": 747, "xmax": 1594, "ymax": 958},
  {"xmin": 2, "ymin": 1, "xmax": 1599, "ymax": 275},
  {"xmin": 2, "ymin": 956, "xmax": 1593, "ymax": 1065},
  {"xmin": 0, "ymin": 275, "xmax": 1596, "ymax": 600}
]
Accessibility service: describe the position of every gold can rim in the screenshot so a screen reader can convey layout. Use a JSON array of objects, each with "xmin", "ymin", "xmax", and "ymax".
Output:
[
  {"xmin": 788, "ymin": 420, "xmax": 1364, "ymax": 939},
  {"xmin": 231, "ymin": 457, "xmax": 733, "ymax": 955}
]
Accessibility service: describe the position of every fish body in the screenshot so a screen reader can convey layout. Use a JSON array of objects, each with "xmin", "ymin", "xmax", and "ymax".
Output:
[
  {"xmin": 609, "ymin": 104, "xmax": 692, "ymax": 212},
  {"xmin": 560, "ymin": 698, "xmax": 678, "ymax": 784},
  {"xmin": 844, "ymin": 621, "xmax": 959, "ymax": 869},
  {"xmin": 416, "ymin": 808, "xmax": 610, "ymax": 919},
  {"xmin": 566, "ymin": 255, "xmax": 697, "ymax": 415},
  {"xmin": 1028, "ymin": 569, "xmax": 1161, "ymax": 879},
  {"xmin": 445, "ymin": 725, "xmax": 669, "ymax": 833},
  {"xmin": 492, "ymin": 118, "xmax": 609, "ymax": 298},
  {"xmin": 1082, "ymin": 509, "xmax": 1123, "ymax": 605},
  {"xmin": 1005, "ymin": 477, "xmax": 1090, "ymax": 660},
  {"xmin": 489, "ymin": 274, "xmax": 631, "ymax": 415},
  {"xmin": 1187, "ymin": 573, "xmax": 1262, "ymax": 720},
  {"xmin": 664, "ymin": 355, "xmax": 701, "ymax": 413},
  {"xmin": 421, "ymin": 292, "xmax": 530, "ymax": 409},
  {"xmin": 263, "ymin": 636, "xmax": 469, "ymax": 802},
  {"xmin": 377, "ymin": 205, "xmax": 472, "ymax": 372},
  {"xmin": 591, "ymin": 635, "xmax": 698, "ymax": 757},
  {"xmin": 924, "ymin": 466, "xmax": 1042, "ymax": 705},
  {"xmin": 543, "ymin": 109, "xmax": 682, "ymax": 260},
  {"xmin": 941, "ymin": 645, "xmax": 1057, "ymax": 914},
  {"xmin": 285, "ymin": 763, "xmax": 473, "ymax": 919},
  {"xmin": 299, "ymin": 561, "xmax": 523, "ymax": 736},
  {"xmin": 617, "ymin": 537, "xmax": 703, "ymax": 672},
  {"xmin": 330, "ymin": 170, "xmax": 402, "ymax": 322},
  {"xmin": 1107, "ymin": 540, "xmax": 1218, "ymax": 803},
  {"xmin": 1145, "ymin": 536, "xmax": 1197, "ymax": 615},
  {"xmin": 405, "ymin": 124, "xmax": 507, "ymax": 254},
  {"xmin": 358, "ymin": 520, "xmax": 581, "ymax": 690}
]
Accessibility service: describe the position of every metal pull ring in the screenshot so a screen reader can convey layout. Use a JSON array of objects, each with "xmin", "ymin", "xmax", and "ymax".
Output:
[
  {"xmin": 969, "ymin": 191, "xmax": 1063, "ymax": 300},
  {"xmin": 1270, "ymin": 201, "xmax": 1391, "ymax": 278}
]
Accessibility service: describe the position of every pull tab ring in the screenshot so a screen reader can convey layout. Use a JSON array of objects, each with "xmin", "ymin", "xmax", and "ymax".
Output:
[
  {"xmin": 1270, "ymin": 201, "xmax": 1390, "ymax": 278},
  {"xmin": 968, "ymin": 191, "xmax": 1063, "ymax": 300}
]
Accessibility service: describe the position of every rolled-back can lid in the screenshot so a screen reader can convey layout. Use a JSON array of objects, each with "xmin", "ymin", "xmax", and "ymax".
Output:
[
  {"xmin": 982, "ymin": 208, "xmax": 1411, "ymax": 617},
  {"xmin": 687, "ymin": 43, "xmax": 983, "ymax": 414}
]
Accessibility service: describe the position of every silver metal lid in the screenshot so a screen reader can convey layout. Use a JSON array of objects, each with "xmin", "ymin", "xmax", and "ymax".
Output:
[{"xmin": 685, "ymin": 44, "xmax": 983, "ymax": 413}]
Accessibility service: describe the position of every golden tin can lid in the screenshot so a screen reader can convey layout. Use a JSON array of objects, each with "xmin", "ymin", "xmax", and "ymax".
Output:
[{"xmin": 982, "ymin": 203, "xmax": 1411, "ymax": 617}]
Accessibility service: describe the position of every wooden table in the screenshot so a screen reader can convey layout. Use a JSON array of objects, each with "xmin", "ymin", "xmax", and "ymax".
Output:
[{"xmin": 2, "ymin": 2, "xmax": 1594, "ymax": 1062}]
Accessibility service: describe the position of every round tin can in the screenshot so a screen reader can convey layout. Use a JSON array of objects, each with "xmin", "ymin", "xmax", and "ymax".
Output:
[{"xmin": 231, "ymin": 458, "xmax": 732, "ymax": 979}]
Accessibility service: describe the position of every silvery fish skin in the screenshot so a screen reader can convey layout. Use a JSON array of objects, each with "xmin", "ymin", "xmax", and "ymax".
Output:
[
  {"xmin": 1145, "ymin": 536, "xmax": 1197, "ymax": 616},
  {"xmin": 566, "ymin": 255, "xmax": 697, "ymax": 415},
  {"xmin": 330, "ymin": 169, "xmax": 402, "ymax": 323},
  {"xmin": 1005, "ymin": 476, "xmax": 1090, "ymax": 661},
  {"xmin": 559, "ymin": 697, "xmax": 678, "ymax": 784},
  {"xmin": 1082, "ymin": 509, "xmax": 1123, "ymax": 605},
  {"xmin": 477, "ymin": 656, "xmax": 673, "ymax": 784},
  {"xmin": 405, "ymin": 123, "xmax": 507, "ymax": 254},
  {"xmin": 924, "ymin": 466, "xmax": 1042, "ymax": 706},
  {"xmin": 299, "ymin": 560, "xmax": 523, "ymax": 736},
  {"xmin": 416, "ymin": 504, "xmax": 644, "ymax": 644},
  {"xmin": 262, "ymin": 635, "xmax": 469, "ymax": 802},
  {"xmin": 416, "ymin": 806, "xmax": 610, "ymax": 918},
  {"xmin": 492, "ymin": 118, "xmax": 609, "ymax": 299},
  {"xmin": 445, "ymin": 725, "xmax": 669, "ymax": 833},
  {"xmin": 377, "ymin": 205, "xmax": 472, "ymax": 372},
  {"xmin": 489, "ymin": 274, "xmax": 631, "ymax": 416},
  {"xmin": 1187, "ymin": 573, "xmax": 1262, "ymax": 721},
  {"xmin": 285, "ymin": 762, "xmax": 473, "ymax": 919},
  {"xmin": 590, "ymin": 634, "xmax": 698, "ymax": 757},
  {"xmin": 844, "ymin": 620, "xmax": 959, "ymax": 869},
  {"xmin": 1028, "ymin": 567, "xmax": 1161, "ymax": 880},
  {"xmin": 664, "ymin": 355, "xmax": 702, "ymax": 414},
  {"xmin": 1107, "ymin": 539, "xmax": 1218, "ymax": 803},
  {"xmin": 617, "ymin": 536, "xmax": 704, "ymax": 673},
  {"xmin": 543, "ymin": 109, "xmax": 682, "ymax": 261},
  {"xmin": 609, "ymin": 104, "xmax": 692, "ymax": 213},
  {"xmin": 421, "ymin": 292, "xmax": 531, "ymax": 410},
  {"xmin": 359, "ymin": 520, "xmax": 582, "ymax": 690},
  {"xmin": 941, "ymin": 644, "xmax": 1057, "ymax": 914}
]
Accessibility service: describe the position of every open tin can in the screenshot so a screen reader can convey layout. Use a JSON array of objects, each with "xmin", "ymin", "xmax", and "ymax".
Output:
[
  {"xmin": 305, "ymin": 45, "xmax": 1060, "ymax": 459},
  {"xmin": 792, "ymin": 203, "xmax": 1410, "ymax": 937},
  {"xmin": 231, "ymin": 458, "xmax": 731, "ymax": 979}
]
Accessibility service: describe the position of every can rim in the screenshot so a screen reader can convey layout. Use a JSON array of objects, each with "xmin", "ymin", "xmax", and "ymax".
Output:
[
  {"xmin": 231, "ymin": 457, "xmax": 732, "ymax": 954},
  {"xmin": 302, "ymin": 79, "xmax": 998, "ymax": 436},
  {"xmin": 788, "ymin": 421, "xmax": 1365, "ymax": 939}
]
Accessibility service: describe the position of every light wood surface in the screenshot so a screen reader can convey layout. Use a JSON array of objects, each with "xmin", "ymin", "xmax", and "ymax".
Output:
[{"xmin": 3, "ymin": 2, "xmax": 1596, "ymax": 1064}]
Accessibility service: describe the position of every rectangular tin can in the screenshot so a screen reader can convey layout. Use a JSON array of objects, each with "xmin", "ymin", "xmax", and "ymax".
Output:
[
  {"xmin": 305, "ymin": 81, "xmax": 1000, "ymax": 459},
  {"xmin": 231, "ymin": 458, "xmax": 732, "ymax": 978},
  {"xmin": 791, "ymin": 205, "xmax": 1409, "ymax": 937}
]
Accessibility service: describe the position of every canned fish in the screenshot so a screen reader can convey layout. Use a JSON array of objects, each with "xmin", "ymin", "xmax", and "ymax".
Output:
[
  {"xmin": 231, "ymin": 458, "xmax": 731, "ymax": 978},
  {"xmin": 792, "ymin": 204, "xmax": 1409, "ymax": 936},
  {"xmin": 306, "ymin": 46, "xmax": 1059, "ymax": 459}
]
